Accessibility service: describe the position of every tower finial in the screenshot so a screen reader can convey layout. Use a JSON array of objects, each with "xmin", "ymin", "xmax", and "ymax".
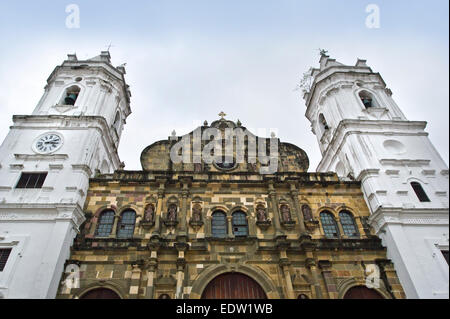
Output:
[
  {"xmin": 218, "ymin": 111, "xmax": 227, "ymax": 120},
  {"xmin": 318, "ymin": 48, "xmax": 329, "ymax": 57}
]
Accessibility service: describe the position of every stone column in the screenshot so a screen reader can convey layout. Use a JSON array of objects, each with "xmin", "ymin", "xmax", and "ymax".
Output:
[
  {"xmin": 175, "ymin": 243, "xmax": 188, "ymax": 299},
  {"xmin": 145, "ymin": 243, "xmax": 160, "ymax": 299},
  {"xmin": 110, "ymin": 213, "xmax": 120, "ymax": 238},
  {"xmin": 268, "ymin": 182, "xmax": 284, "ymax": 237},
  {"xmin": 227, "ymin": 216, "xmax": 233, "ymax": 237},
  {"xmin": 129, "ymin": 263, "xmax": 142, "ymax": 299},
  {"xmin": 336, "ymin": 216, "xmax": 345, "ymax": 238},
  {"xmin": 153, "ymin": 181, "xmax": 166, "ymax": 237},
  {"xmin": 178, "ymin": 180, "xmax": 190, "ymax": 239},
  {"xmin": 306, "ymin": 257, "xmax": 323, "ymax": 299},
  {"xmin": 279, "ymin": 251, "xmax": 295, "ymax": 299},
  {"xmin": 289, "ymin": 183, "xmax": 307, "ymax": 236}
]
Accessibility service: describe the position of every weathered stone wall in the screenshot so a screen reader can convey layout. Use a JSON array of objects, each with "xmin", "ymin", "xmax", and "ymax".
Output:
[{"xmin": 56, "ymin": 170, "xmax": 405, "ymax": 299}]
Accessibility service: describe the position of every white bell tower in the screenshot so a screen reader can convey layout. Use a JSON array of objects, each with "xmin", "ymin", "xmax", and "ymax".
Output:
[
  {"xmin": 0, "ymin": 52, "xmax": 131, "ymax": 299},
  {"xmin": 304, "ymin": 54, "xmax": 449, "ymax": 299}
]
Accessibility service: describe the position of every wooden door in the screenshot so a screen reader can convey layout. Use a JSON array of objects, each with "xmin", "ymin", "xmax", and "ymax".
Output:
[
  {"xmin": 201, "ymin": 273, "xmax": 267, "ymax": 299},
  {"xmin": 80, "ymin": 288, "xmax": 121, "ymax": 299},
  {"xmin": 344, "ymin": 286, "xmax": 384, "ymax": 299}
]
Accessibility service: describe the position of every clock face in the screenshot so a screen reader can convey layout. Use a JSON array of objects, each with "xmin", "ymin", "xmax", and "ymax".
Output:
[{"xmin": 34, "ymin": 133, "xmax": 63, "ymax": 154}]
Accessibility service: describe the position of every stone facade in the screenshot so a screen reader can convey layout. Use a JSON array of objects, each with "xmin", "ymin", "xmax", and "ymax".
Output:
[{"xmin": 56, "ymin": 119, "xmax": 404, "ymax": 299}]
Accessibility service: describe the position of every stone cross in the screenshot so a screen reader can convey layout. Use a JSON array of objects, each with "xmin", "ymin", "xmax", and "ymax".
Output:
[{"xmin": 219, "ymin": 111, "xmax": 226, "ymax": 120}]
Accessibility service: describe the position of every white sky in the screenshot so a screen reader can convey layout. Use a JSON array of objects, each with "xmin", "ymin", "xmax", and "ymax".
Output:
[{"xmin": 0, "ymin": 1, "xmax": 448, "ymax": 171}]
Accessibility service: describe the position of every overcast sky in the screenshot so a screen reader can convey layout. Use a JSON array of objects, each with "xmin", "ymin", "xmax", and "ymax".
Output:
[{"xmin": 0, "ymin": 0, "xmax": 448, "ymax": 171}]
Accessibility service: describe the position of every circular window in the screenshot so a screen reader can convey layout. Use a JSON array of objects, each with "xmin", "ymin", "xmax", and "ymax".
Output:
[
  {"xmin": 75, "ymin": 77, "xmax": 83, "ymax": 82},
  {"xmin": 383, "ymin": 140, "xmax": 406, "ymax": 155}
]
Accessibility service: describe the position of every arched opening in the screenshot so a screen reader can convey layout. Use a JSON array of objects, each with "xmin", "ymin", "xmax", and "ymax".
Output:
[
  {"xmin": 95, "ymin": 210, "xmax": 115, "ymax": 237},
  {"xmin": 62, "ymin": 85, "xmax": 81, "ymax": 106},
  {"xmin": 339, "ymin": 210, "xmax": 359, "ymax": 238},
  {"xmin": 211, "ymin": 210, "xmax": 227, "ymax": 238},
  {"xmin": 320, "ymin": 211, "xmax": 339, "ymax": 238},
  {"xmin": 344, "ymin": 286, "xmax": 384, "ymax": 299},
  {"xmin": 80, "ymin": 288, "xmax": 121, "ymax": 299},
  {"xmin": 358, "ymin": 90, "xmax": 379, "ymax": 109},
  {"xmin": 232, "ymin": 211, "xmax": 248, "ymax": 237},
  {"xmin": 116, "ymin": 209, "xmax": 136, "ymax": 239},
  {"xmin": 318, "ymin": 113, "xmax": 329, "ymax": 132},
  {"xmin": 201, "ymin": 273, "xmax": 267, "ymax": 299},
  {"xmin": 410, "ymin": 182, "xmax": 431, "ymax": 202}
]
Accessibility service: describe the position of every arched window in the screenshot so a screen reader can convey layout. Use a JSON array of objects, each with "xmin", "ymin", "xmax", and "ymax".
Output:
[
  {"xmin": 113, "ymin": 111, "xmax": 121, "ymax": 133},
  {"xmin": 318, "ymin": 113, "xmax": 329, "ymax": 132},
  {"xmin": 62, "ymin": 85, "xmax": 81, "ymax": 106},
  {"xmin": 116, "ymin": 210, "xmax": 136, "ymax": 239},
  {"xmin": 411, "ymin": 182, "xmax": 430, "ymax": 202},
  {"xmin": 297, "ymin": 294, "xmax": 309, "ymax": 299},
  {"xmin": 80, "ymin": 288, "xmax": 121, "ymax": 299},
  {"xmin": 339, "ymin": 210, "xmax": 359, "ymax": 238},
  {"xmin": 358, "ymin": 90, "xmax": 379, "ymax": 109},
  {"xmin": 232, "ymin": 211, "xmax": 248, "ymax": 237},
  {"xmin": 320, "ymin": 211, "xmax": 339, "ymax": 238},
  {"xmin": 158, "ymin": 294, "xmax": 171, "ymax": 299},
  {"xmin": 211, "ymin": 211, "xmax": 227, "ymax": 238},
  {"xmin": 95, "ymin": 210, "xmax": 115, "ymax": 237}
]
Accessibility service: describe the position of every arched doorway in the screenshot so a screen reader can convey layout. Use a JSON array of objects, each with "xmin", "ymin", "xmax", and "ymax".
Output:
[
  {"xmin": 80, "ymin": 288, "xmax": 121, "ymax": 299},
  {"xmin": 344, "ymin": 286, "xmax": 384, "ymax": 299},
  {"xmin": 201, "ymin": 273, "xmax": 267, "ymax": 299}
]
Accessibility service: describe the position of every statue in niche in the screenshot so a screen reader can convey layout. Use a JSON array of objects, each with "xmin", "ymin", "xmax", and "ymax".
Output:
[
  {"xmin": 167, "ymin": 204, "xmax": 177, "ymax": 221},
  {"xmin": 192, "ymin": 204, "xmax": 202, "ymax": 222},
  {"xmin": 280, "ymin": 204, "xmax": 292, "ymax": 223},
  {"xmin": 256, "ymin": 204, "xmax": 267, "ymax": 222},
  {"xmin": 144, "ymin": 204, "xmax": 155, "ymax": 223},
  {"xmin": 302, "ymin": 204, "xmax": 313, "ymax": 221}
]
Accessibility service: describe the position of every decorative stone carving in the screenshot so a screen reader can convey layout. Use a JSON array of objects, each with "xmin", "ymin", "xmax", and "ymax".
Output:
[
  {"xmin": 301, "ymin": 204, "xmax": 319, "ymax": 232},
  {"xmin": 189, "ymin": 204, "xmax": 204, "ymax": 230},
  {"xmin": 255, "ymin": 204, "xmax": 271, "ymax": 230},
  {"xmin": 164, "ymin": 204, "xmax": 179, "ymax": 227},
  {"xmin": 141, "ymin": 204, "xmax": 155, "ymax": 229},
  {"xmin": 280, "ymin": 204, "xmax": 296, "ymax": 229}
]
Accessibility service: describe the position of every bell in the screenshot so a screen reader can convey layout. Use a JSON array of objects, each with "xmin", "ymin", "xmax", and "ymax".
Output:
[
  {"xmin": 64, "ymin": 93, "xmax": 77, "ymax": 105},
  {"xmin": 362, "ymin": 98, "xmax": 372, "ymax": 108}
]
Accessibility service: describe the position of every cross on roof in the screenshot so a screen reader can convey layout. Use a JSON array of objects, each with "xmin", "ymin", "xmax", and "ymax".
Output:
[
  {"xmin": 219, "ymin": 111, "xmax": 227, "ymax": 120},
  {"xmin": 105, "ymin": 43, "xmax": 115, "ymax": 52}
]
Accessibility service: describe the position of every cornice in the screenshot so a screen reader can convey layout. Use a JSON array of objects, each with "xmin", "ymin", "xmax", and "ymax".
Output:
[
  {"xmin": 368, "ymin": 207, "xmax": 449, "ymax": 233},
  {"xmin": 317, "ymin": 120, "xmax": 429, "ymax": 171}
]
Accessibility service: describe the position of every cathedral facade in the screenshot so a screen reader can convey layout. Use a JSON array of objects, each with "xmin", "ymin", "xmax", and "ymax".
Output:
[
  {"xmin": 0, "ymin": 52, "xmax": 447, "ymax": 299},
  {"xmin": 56, "ymin": 117, "xmax": 404, "ymax": 299}
]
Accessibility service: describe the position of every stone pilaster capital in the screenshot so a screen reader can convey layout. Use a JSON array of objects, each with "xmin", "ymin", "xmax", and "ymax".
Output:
[
  {"xmin": 318, "ymin": 260, "xmax": 332, "ymax": 270},
  {"xmin": 279, "ymin": 257, "xmax": 291, "ymax": 268}
]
